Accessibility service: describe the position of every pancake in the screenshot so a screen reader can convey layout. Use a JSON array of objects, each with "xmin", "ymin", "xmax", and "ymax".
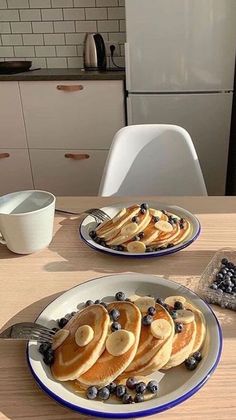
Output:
[
  {"xmin": 185, "ymin": 302, "xmax": 206, "ymax": 353},
  {"xmin": 51, "ymin": 305, "xmax": 110, "ymax": 381},
  {"xmin": 124, "ymin": 304, "xmax": 175, "ymax": 376},
  {"xmin": 77, "ymin": 301, "xmax": 141, "ymax": 388}
]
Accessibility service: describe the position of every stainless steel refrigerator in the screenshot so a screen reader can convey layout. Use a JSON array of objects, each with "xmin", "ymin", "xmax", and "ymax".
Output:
[{"xmin": 125, "ymin": 0, "xmax": 236, "ymax": 195}]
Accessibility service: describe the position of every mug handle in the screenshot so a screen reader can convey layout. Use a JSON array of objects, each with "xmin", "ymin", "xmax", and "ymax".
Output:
[{"xmin": 0, "ymin": 231, "xmax": 6, "ymax": 245}]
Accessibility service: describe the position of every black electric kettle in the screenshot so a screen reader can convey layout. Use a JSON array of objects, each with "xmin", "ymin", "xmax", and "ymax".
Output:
[{"xmin": 83, "ymin": 33, "xmax": 107, "ymax": 71}]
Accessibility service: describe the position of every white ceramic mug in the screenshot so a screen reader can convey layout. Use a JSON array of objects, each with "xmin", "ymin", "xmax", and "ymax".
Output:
[{"xmin": 0, "ymin": 190, "xmax": 55, "ymax": 254}]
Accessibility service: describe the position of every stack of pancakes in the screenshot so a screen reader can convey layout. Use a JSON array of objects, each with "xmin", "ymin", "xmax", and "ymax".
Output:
[
  {"xmin": 51, "ymin": 295, "xmax": 206, "ymax": 389},
  {"xmin": 94, "ymin": 204, "xmax": 192, "ymax": 253}
]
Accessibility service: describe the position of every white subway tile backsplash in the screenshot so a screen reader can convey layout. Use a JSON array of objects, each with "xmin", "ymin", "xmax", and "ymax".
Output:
[
  {"xmin": 20, "ymin": 9, "xmax": 40, "ymax": 21},
  {"xmin": 35, "ymin": 46, "xmax": 56, "ymax": 57},
  {"xmin": 1, "ymin": 0, "xmax": 125, "ymax": 68},
  {"xmin": 0, "ymin": 45, "xmax": 14, "ymax": 56},
  {"xmin": 97, "ymin": 19, "xmax": 118, "ymax": 32},
  {"xmin": 0, "ymin": 22, "xmax": 11, "ymax": 32},
  {"xmin": 11, "ymin": 21, "xmax": 32, "ymax": 32},
  {"xmin": 29, "ymin": 0, "xmax": 50, "ymax": 7},
  {"xmin": 85, "ymin": 7, "xmax": 107, "ymax": 20},
  {"xmin": 41, "ymin": 9, "xmax": 63, "ymax": 21},
  {"xmin": 44, "ymin": 33, "xmax": 65, "ymax": 45},
  {"xmin": 32, "ymin": 21, "xmax": 53, "ymax": 33},
  {"xmin": 51, "ymin": 0, "xmax": 73, "ymax": 7},
  {"xmin": 23, "ymin": 33, "xmax": 43, "ymax": 45},
  {"xmin": 2, "ymin": 34, "xmax": 22, "ymax": 45},
  {"xmin": 54, "ymin": 20, "xmax": 75, "ymax": 32},
  {"xmin": 56, "ymin": 45, "xmax": 77, "ymax": 56},
  {"xmin": 75, "ymin": 20, "xmax": 97, "ymax": 32},
  {"xmin": 46, "ymin": 57, "xmax": 67, "ymax": 68},
  {"xmin": 63, "ymin": 8, "xmax": 85, "ymax": 20},
  {"xmin": 7, "ymin": 0, "xmax": 29, "ymax": 8},
  {"xmin": 0, "ymin": 8, "xmax": 19, "ymax": 20},
  {"xmin": 14, "ymin": 45, "xmax": 35, "ymax": 56}
]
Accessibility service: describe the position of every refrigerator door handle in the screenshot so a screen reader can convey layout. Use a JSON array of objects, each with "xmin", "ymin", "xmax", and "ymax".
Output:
[{"xmin": 125, "ymin": 42, "xmax": 131, "ymax": 91}]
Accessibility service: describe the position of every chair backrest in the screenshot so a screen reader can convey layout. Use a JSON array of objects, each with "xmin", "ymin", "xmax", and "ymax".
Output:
[{"xmin": 99, "ymin": 124, "xmax": 207, "ymax": 196}]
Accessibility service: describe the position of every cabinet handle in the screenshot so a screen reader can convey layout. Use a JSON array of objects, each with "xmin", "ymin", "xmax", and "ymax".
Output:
[
  {"xmin": 64, "ymin": 153, "xmax": 90, "ymax": 160},
  {"xmin": 57, "ymin": 85, "xmax": 84, "ymax": 92},
  {"xmin": 0, "ymin": 153, "xmax": 10, "ymax": 159}
]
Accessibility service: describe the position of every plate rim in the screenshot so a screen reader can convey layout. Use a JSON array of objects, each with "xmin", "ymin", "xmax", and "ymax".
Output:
[
  {"xmin": 27, "ymin": 273, "xmax": 222, "ymax": 419},
  {"xmin": 79, "ymin": 203, "xmax": 201, "ymax": 258}
]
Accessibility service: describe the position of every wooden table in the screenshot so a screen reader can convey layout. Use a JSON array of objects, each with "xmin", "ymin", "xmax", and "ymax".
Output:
[{"xmin": 0, "ymin": 196, "xmax": 236, "ymax": 420}]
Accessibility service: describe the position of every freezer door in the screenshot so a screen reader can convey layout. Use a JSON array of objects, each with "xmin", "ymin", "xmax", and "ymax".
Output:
[
  {"xmin": 127, "ymin": 93, "xmax": 233, "ymax": 195},
  {"xmin": 125, "ymin": 0, "xmax": 236, "ymax": 92}
]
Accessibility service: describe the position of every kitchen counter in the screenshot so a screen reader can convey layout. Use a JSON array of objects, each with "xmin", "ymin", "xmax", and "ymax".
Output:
[{"xmin": 0, "ymin": 68, "xmax": 125, "ymax": 81}]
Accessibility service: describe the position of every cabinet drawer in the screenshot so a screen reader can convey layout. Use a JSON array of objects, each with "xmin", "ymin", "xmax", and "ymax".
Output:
[
  {"xmin": 30, "ymin": 149, "xmax": 108, "ymax": 196},
  {"xmin": 0, "ymin": 149, "xmax": 33, "ymax": 196},
  {"xmin": 0, "ymin": 82, "xmax": 27, "ymax": 149},
  {"xmin": 20, "ymin": 80, "xmax": 125, "ymax": 149}
]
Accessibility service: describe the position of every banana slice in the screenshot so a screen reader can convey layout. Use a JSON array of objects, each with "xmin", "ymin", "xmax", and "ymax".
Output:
[
  {"xmin": 154, "ymin": 220, "xmax": 173, "ymax": 233},
  {"xmin": 149, "ymin": 209, "xmax": 163, "ymax": 218},
  {"xmin": 113, "ymin": 208, "xmax": 126, "ymax": 223},
  {"xmin": 134, "ymin": 296, "xmax": 155, "ymax": 313},
  {"xmin": 127, "ymin": 241, "xmax": 146, "ymax": 253},
  {"xmin": 106, "ymin": 329, "xmax": 135, "ymax": 356},
  {"xmin": 150, "ymin": 319, "xmax": 172, "ymax": 339},
  {"xmin": 175, "ymin": 309, "xmax": 194, "ymax": 324},
  {"xmin": 75, "ymin": 325, "xmax": 94, "ymax": 347},
  {"xmin": 164, "ymin": 296, "xmax": 186, "ymax": 307},
  {"xmin": 52, "ymin": 329, "xmax": 69, "ymax": 350},
  {"xmin": 121, "ymin": 222, "xmax": 139, "ymax": 236}
]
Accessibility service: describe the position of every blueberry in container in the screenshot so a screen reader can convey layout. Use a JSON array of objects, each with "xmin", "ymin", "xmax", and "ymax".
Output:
[{"xmin": 197, "ymin": 248, "xmax": 236, "ymax": 311}]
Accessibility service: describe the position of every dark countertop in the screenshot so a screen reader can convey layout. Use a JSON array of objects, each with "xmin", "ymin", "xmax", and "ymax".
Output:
[{"xmin": 0, "ymin": 68, "xmax": 125, "ymax": 81}]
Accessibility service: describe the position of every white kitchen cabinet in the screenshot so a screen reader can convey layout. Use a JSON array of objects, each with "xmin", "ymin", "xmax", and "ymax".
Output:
[
  {"xmin": 0, "ymin": 82, "xmax": 27, "ymax": 149},
  {"xmin": 0, "ymin": 149, "xmax": 33, "ymax": 196},
  {"xmin": 20, "ymin": 80, "xmax": 125, "ymax": 150},
  {"xmin": 30, "ymin": 149, "xmax": 109, "ymax": 196}
]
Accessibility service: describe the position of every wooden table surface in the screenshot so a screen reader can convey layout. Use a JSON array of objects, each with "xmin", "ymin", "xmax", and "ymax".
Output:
[{"xmin": 0, "ymin": 196, "xmax": 236, "ymax": 420}]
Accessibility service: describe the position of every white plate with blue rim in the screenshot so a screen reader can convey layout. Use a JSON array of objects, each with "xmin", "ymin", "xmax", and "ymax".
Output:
[
  {"xmin": 27, "ymin": 273, "xmax": 222, "ymax": 419},
  {"xmin": 79, "ymin": 202, "xmax": 201, "ymax": 258}
]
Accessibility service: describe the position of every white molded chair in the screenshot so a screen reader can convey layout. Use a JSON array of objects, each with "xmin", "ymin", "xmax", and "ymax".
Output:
[{"xmin": 99, "ymin": 124, "xmax": 207, "ymax": 196}]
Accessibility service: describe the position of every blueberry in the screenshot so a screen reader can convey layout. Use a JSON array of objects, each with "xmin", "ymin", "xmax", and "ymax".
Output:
[
  {"xmin": 108, "ymin": 382, "xmax": 117, "ymax": 394},
  {"xmin": 98, "ymin": 387, "xmax": 110, "ymax": 400},
  {"xmin": 226, "ymin": 287, "xmax": 232, "ymax": 293},
  {"xmin": 100, "ymin": 302, "xmax": 108, "ymax": 308},
  {"xmin": 135, "ymin": 382, "xmax": 146, "ymax": 394},
  {"xmin": 58, "ymin": 317, "xmax": 68, "ymax": 328},
  {"xmin": 86, "ymin": 386, "xmax": 98, "ymax": 400},
  {"xmin": 117, "ymin": 245, "xmax": 124, "ymax": 252},
  {"xmin": 210, "ymin": 283, "xmax": 218, "ymax": 290},
  {"xmin": 175, "ymin": 322, "xmax": 183, "ymax": 333},
  {"xmin": 94, "ymin": 237, "xmax": 103, "ymax": 244},
  {"xmin": 167, "ymin": 243, "xmax": 174, "ymax": 248},
  {"xmin": 216, "ymin": 273, "xmax": 223, "ymax": 280},
  {"xmin": 224, "ymin": 275, "xmax": 231, "ymax": 281},
  {"xmin": 221, "ymin": 268, "xmax": 228, "ymax": 275},
  {"xmin": 180, "ymin": 218, "xmax": 185, "ymax": 224},
  {"xmin": 142, "ymin": 314, "xmax": 153, "ymax": 326},
  {"xmin": 125, "ymin": 298, "xmax": 131, "ymax": 302},
  {"xmin": 109, "ymin": 308, "xmax": 120, "ymax": 321},
  {"xmin": 147, "ymin": 380, "xmax": 159, "ymax": 394},
  {"xmin": 111, "ymin": 322, "xmax": 121, "ymax": 332},
  {"xmin": 180, "ymin": 223, "xmax": 184, "ymax": 229},
  {"xmin": 140, "ymin": 208, "xmax": 146, "ymax": 214},
  {"xmin": 52, "ymin": 327, "xmax": 60, "ymax": 332},
  {"xmin": 153, "ymin": 216, "xmax": 160, "ymax": 223},
  {"xmin": 169, "ymin": 310, "xmax": 178, "ymax": 319},
  {"xmin": 126, "ymin": 377, "xmax": 138, "ymax": 390},
  {"xmin": 100, "ymin": 241, "xmax": 107, "ymax": 247},
  {"xmin": 133, "ymin": 235, "xmax": 140, "ymax": 241},
  {"xmin": 122, "ymin": 393, "xmax": 133, "ymax": 404},
  {"xmin": 147, "ymin": 306, "xmax": 156, "ymax": 316},
  {"xmin": 156, "ymin": 297, "xmax": 165, "ymax": 306},
  {"xmin": 115, "ymin": 291, "xmax": 126, "ymax": 301},
  {"xmin": 184, "ymin": 356, "xmax": 198, "ymax": 370},
  {"xmin": 161, "ymin": 210, "xmax": 167, "ymax": 215},
  {"xmin": 95, "ymin": 299, "xmax": 102, "ymax": 304},
  {"xmin": 221, "ymin": 258, "xmax": 228, "ymax": 265},
  {"xmin": 116, "ymin": 385, "xmax": 126, "ymax": 398},
  {"xmin": 132, "ymin": 216, "xmax": 139, "ymax": 223},
  {"xmin": 139, "ymin": 232, "xmax": 145, "ymax": 239},
  {"xmin": 227, "ymin": 271, "xmax": 233, "ymax": 277},
  {"xmin": 227, "ymin": 262, "xmax": 235, "ymax": 269},
  {"xmin": 43, "ymin": 348, "xmax": 54, "ymax": 365},
  {"xmin": 172, "ymin": 217, "xmax": 178, "ymax": 224},
  {"xmin": 134, "ymin": 393, "xmax": 144, "ymax": 403},
  {"xmin": 85, "ymin": 299, "xmax": 93, "ymax": 307},
  {"xmin": 141, "ymin": 203, "xmax": 149, "ymax": 210},
  {"xmin": 192, "ymin": 351, "xmax": 202, "ymax": 362},
  {"xmin": 89, "ymin": 230, "xmax": 97, "ymax": 239},
  {"xmin": 39, "ymin": 342, "xmax": 51, "ymax": 355},
  {"xmin": 174, "ymin": 301, "xmax": 184, "ymax": 310}
]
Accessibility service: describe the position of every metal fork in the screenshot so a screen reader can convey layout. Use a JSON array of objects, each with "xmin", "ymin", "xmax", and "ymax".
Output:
[
  {"xmin": 55, "ymin": 207, "xmax": 111, "ymax": 222},
  {"xmin": 0, "ymin": 322, "xmax": 55, "ymax": 343}
]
